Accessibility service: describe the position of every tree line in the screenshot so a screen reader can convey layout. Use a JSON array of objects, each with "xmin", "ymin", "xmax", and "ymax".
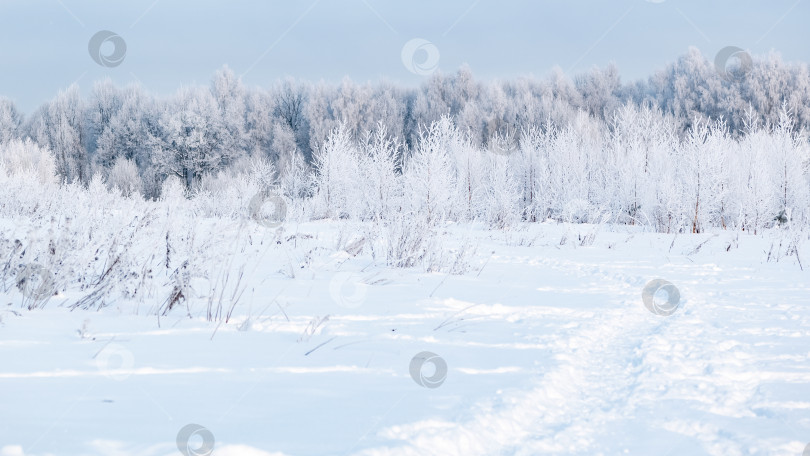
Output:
[{"xmin": 0, "ymin": 47, "xmax": 808, "ymax": 234}]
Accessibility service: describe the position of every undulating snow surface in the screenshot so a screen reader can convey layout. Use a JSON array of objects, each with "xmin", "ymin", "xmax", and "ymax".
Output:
[{"xmin": 2, "ymin": 221, "xmax": 809, "ymax": 456}]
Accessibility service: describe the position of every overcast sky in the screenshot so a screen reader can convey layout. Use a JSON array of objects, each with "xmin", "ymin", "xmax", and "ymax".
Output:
[{"xmin": 1, "ymin": 0, "xmax": 808, "ymax": 113}]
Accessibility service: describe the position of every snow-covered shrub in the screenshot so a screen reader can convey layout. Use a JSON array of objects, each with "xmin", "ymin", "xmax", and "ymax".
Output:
[
  {"xmin": 371, "ymin": 211, "xmax": 437, "ymax": 269},
  {"xmin": 161, "ymin": 176, "xmax": 187, "ymax": 204},
  {"xmin": 0, "ymin": 138, "xmax": 57, "ymax": 185},
  {"xmin": 562, "ymin": 199, "xmax": 592, "ymax": 224},
  {"xmin": 107, "ymin": 156, "xmax": 143, "ymax": 197}
]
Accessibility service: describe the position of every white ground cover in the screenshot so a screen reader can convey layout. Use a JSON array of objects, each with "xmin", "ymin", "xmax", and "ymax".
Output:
[{"xmin": 1, "ymin": 218, "xmax": 809, "ymax": 456}]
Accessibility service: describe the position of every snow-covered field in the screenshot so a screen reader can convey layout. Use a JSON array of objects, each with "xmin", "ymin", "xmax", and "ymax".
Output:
[
  {"xmin": 3, "ymin": 5, "xmax": 810, "ymax": 454},
  {"xmin": 2, "ymin": 220, "xmax": 809, "ymax": 456}
]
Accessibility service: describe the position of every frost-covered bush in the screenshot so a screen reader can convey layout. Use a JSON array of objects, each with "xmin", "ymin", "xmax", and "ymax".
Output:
[
  {"xmin": 0, "ymin": 139, "xmax": 58, "ymax": 185},
  {"xmin": 371, "ymin": 211, "xmax": 437, "ymax": 269},
  {"xmin": 107, "ymin": 156, "xmax": 143, "ymax": 197}
]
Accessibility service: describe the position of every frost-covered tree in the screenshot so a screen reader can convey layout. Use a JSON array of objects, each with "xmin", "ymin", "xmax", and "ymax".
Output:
[
  {"xmin": 331, "ymin": 78, "xmax": 373, "ymax": 139},
  {"xmin": 760, "ymin": 109, "xmax": 810, "ymax": 227},
  {"xmin": 305, "ymin": 82, "xmax": 338, "ymax": 155},
  {"xmin": 516, "ymin": 125, "xmax": 550, "ymax": 222},
  {"xmin": 0, "ymin": 97, "xmax": 24, "ymax": 144},
  {"xmin": 402, "ymin": 116, "xmax": 458, "ymax": 225},
  {"xmin": 450, "ymin": 122, "xmax": 484, "ymax": 221},
  {"xmin": 311, "ymin": 124, "xmax": 362, "ymax": 218},
  {"xmin": 278, "ymin": 148, "xmax": 310, "ymax": 201},
  {"xmin": 357, "ymin": 123, "xmax": 400, "ymax": 221},
  {"xmin": 271, "ymin": 121, "xmax": 298, "ymax": 165},
  {"xmin": 86, "ymin": 79, "xmax": 123, "ymax": 158},
  {"xmin": 94, "ymin": 85, "xmax": 156, "ymax": 170},
  {"xmin": 576, "ymin": 63, "xmax": 622, "ymax": 120},
  {"xmin": 153, "ymin": 87, "xmax": 226, "ymax": 189},
  {"xmin": 272, "ymin": 78, "xmax": 310, "ymax": 159},
  {"xmin": 368, "ymin": 82, "xmax": 407, "ymax": 145},
  {"xmin": 27, "ymin": 85, "xmax": 87, "ymax": 183},
  {"xmin": 480, "ymin": 150, "xmax": 521, "ymax": 229},
  {"xmin": 679, "ymin": 118, "xmax": 727, "ymax": 233},
  {"xmin": 734, "ymin": 126, "xmax": 776, "ymax": 232},
  {"xmin": 244, "ymin": 88, "xmax": 275, "ymax": 157},
  {"xmin": 210, "ymin": 66, "xmax": 248, "ymax": 163}
]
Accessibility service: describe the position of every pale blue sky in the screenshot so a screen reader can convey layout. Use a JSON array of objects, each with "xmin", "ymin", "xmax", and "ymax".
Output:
[{"xmin": 1, "ymin": 0, "xmax": 807, "ymax": 113}]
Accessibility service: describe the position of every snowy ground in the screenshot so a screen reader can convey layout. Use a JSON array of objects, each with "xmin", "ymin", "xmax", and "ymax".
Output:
[{"xmin": 1, "ymin": 222, "xmax": 809, "ymax": 456}]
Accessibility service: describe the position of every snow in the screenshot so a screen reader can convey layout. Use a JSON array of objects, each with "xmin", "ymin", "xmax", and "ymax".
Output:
[{"xmin": 2, "ymin": 221, "xmax": 809, "ymax": 455}]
